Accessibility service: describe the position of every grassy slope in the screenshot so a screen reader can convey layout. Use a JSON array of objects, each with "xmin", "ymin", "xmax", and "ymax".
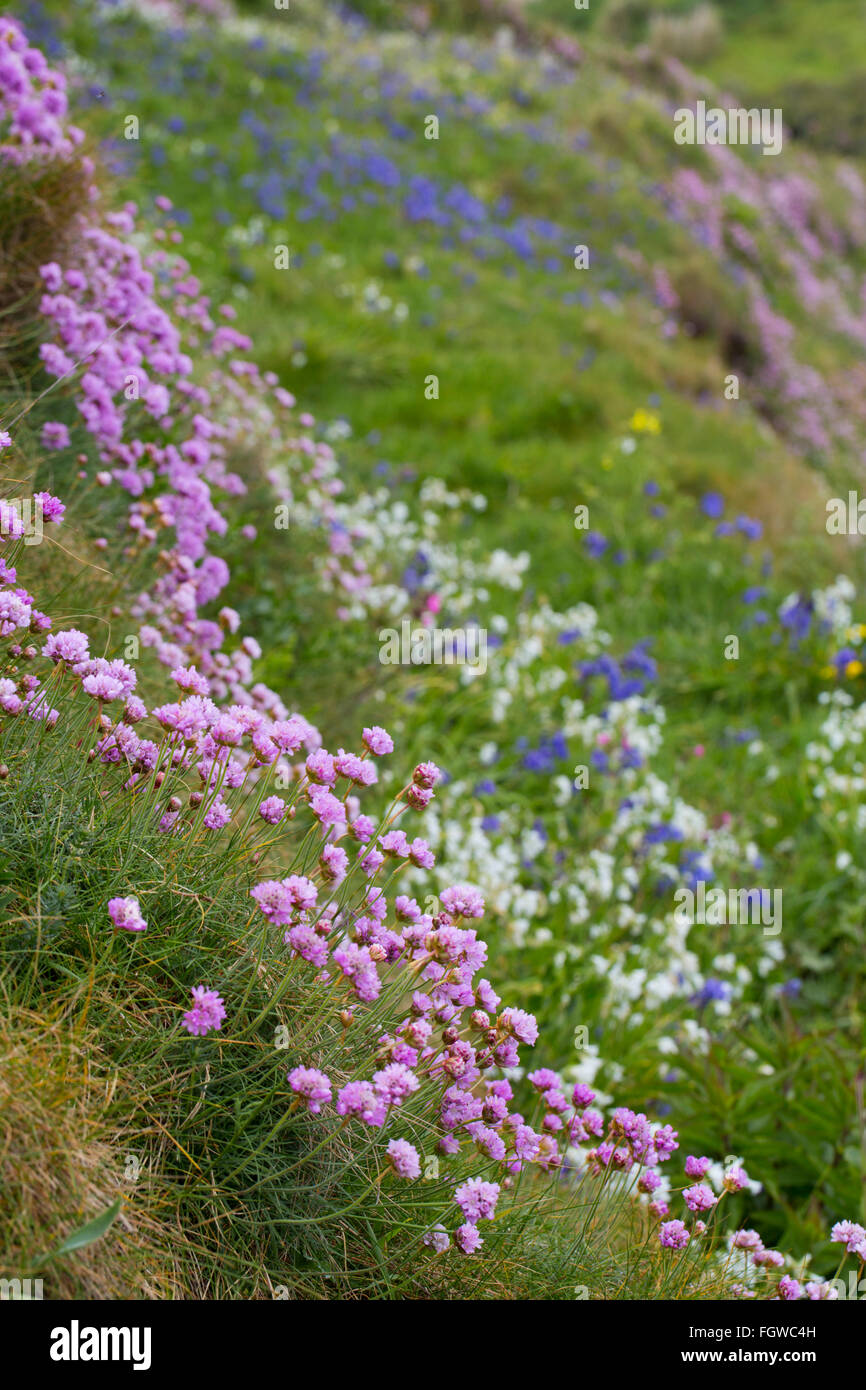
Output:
[{"xmin": 8, "ymin": 0, "xmax": 866, "ymax": 1274}]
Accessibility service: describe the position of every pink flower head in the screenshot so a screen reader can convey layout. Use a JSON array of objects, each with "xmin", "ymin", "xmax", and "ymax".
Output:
[
  {"xmin": 723, "ymin": 1165, "xmax": 749, "ymax": 1193},
  {"xmin": 41, "ymin": 421, "xmax": 69, "ymax": 450},
  {"xmin": 454, "ymin": 1177, "xmax": 500, "ymax": 1223},
  {"xmin": 171, "ymin": 664, "xmax": 210, "ymax": 697},
  {"xmin": 732, "ymin": 1229, "xmax": 763, "ymax": 1251},
  {"xmin": 386, "ymin": 1139, "xmax": 421, "ymax": 1180},
  {"xmin": 684, "ymin": 1154, "xmax": 712, "ymax": 1179},
  {"xmin": 307, "ymin": 783, "xmax": 346, "ymax": 829},
  {"xmin": 43, "ymin": 628, "xmax": 89, "ymax": 665},
  {"xmin": 652, "ymin": 1124, "xmax": 679, "ymax": 1160},
  {"xmin": 683, "ymin": 1184, "xmax": 717, "ymax": 1213},
  {"xmin": 455, "ymin": 1223, "xmax": 483, "ymax": 1254},
  {"xmin": 288, "ymin": 1066, "xmax": 332, "ymax": 1114},
  {"xmin": 258, "ymin": 795, "xmax": 287, "ymax": 825},
  {"xmin": 413, "ymin": 761, "xmax": 441, "ymax": 789},
  {"xmin": 440, "ymin": 884, "xmax": 485, "ymax": 920},
  {"xmin": 778, "ymin": 1276, "xmax": 802, "ymax": 1301},
  {"xmin": 408, "ymin": 837, "xmax": 435, "ymax": 870},
  {"xmin": 108, "ymin": 895, "xmax": 147, "ymax": 932},
  {"xmin": 830, "ymin": 1220, "xmax": 866, "ymax": 1253},
  {"xmin": 181, "ymin": 986, "xmax": 226, "ymax": 1037},
  {"xmin": 373, "ymin": 1062, "xmax": 419, "ymax": 1107},
  {"xmin": 33, "ymin": 491, "xmax": 65, "ymax": 522},
  {"xmin": 423, "ymin": 1225, "xmax": 449, "ymax": 1254},
  {"xmin": 572, "ymin": 1083, "xmax": 596, "ymax": 1109},
  {"xmin": 362, "ymin": 725, "xmax": 393, "ymax": 756},
  {"xmin": 203, "ymin": 796, "xmax": 231, "ymax": 830},
  {"xmin": 659, "ymin": 1220, "xmax": 690, "ymax": 1250},
  {"xmin": 336, "ymin": 1081, "xmax": 385, "ymax": 1127}
]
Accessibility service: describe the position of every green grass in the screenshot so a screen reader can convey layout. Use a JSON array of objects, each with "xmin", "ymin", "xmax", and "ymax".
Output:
[{"xmin": 3, "ymin": 0, "xmax": 866, "ymax": 1291}]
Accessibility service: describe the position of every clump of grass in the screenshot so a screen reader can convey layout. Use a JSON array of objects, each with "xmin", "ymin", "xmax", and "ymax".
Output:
[{"xmin": 0, "ymin": 156, "xmax": 91, "ymax": 379}]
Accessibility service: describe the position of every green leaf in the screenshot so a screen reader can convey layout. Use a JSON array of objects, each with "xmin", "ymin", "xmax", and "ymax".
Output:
[{"xmin": 35, "ymin": 1198, "xmax": 122, "ymax": 1266}]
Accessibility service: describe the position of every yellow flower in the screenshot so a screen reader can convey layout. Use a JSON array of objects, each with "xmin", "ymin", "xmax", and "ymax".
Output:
[
  {"xmin": 819, "ymin": 666, "xmax": 836, "ymax": 679},
  {"xmin": 629, "ymin": 409, "xmax": 661, "ymax": 434},
  {"xmin": 845, "ymin": 660, "xmax": 863, "ymax": 678}
]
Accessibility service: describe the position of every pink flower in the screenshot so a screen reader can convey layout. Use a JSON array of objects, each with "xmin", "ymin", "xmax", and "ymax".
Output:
[
  {"xmin": 181, "ymin": 986, "xmax": 226, "ymax": 1037},
  {"xmin": 501, "ymin": 1007, "xmax": 539, "ymax": 1046},
  {"xmin": 203, "ymin": 796, "xmax": 231, "ymax": 829},
  {"xmin": 732, "ymin": 1229, "xmax": 763, "ymax": 1251},
  {"xmin": 778, "ymin": 1275, "xmax": 802, "ymax": 1301},
  {"xmin": 684, "ymin": 1154, "xmax": 712, "ymax": 1179},
  {"xmin": 683, "ymin": 1184, "xmax": 717, "ymax": 1213},
  {"xmin": 423, "ymin": 1225, "xmax": 449, "ymax": 1253},
  {"xmin": 108, "ymin": 895, "xmax": 147, "ymax": 932},
  {"xmin": 386, "ymin": 1139, "xmax": 421, "ymax": 1179},
  {"xmin": 336, "ymin": 1081, "xmax": 385, "ymax": 1126},
  {"xmin": 41, "ymin": 421, "xmax": 69, "ymax": 449},
  {"xmin": 362, "ymin": 725, "xmax": 393, "ymax": 756},
  {"xmin": 43, "ymin": 628, "xmax": 89, "ymax": 665},
  {"xmin": 373, "ymin": 1062, "xmax": 419, "ymax": 1107},
  {"xmin": 455, "ymin": 1223, "xmax": 483, "ymax": 1254},
  {"xmin": 288, "ymin": 1066, "xmax": 331, "ymax": 1114},
  {"xmin": 33, "ymin": 490, "xmax": 64, "ymax": 522},
  {"xmin": 659, "ymin": 1220, "xmax": 690, "ymax": 1249},
  {"xmin": 258, "ymin": 795, "xmax": 286, "ymax": 825},
  {"xmin": 454, "ymin": 1177, "xmax": 500, "ymax": 1223},
  {"xmin": 307, "ymin": 783, "xmax": 346, "ymax": 828}
]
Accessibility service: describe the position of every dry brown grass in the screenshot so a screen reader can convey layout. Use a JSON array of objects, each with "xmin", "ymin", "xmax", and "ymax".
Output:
[{"xmin": 0, "ymin": 1000, "xmax": 183, "ymax": 1299}]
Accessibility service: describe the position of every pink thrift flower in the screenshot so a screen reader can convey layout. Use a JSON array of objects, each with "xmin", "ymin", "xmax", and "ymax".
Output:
[
  {"xmin": 684, "ymin": 1155, "xmax": 712, "ymax": 1179},
  {"xmin": 182, "ymin": 986, "xmax": 226, "ymax": 1037},
  {"xmin": 41, "ymin": 421, "xmax": 69, "ymax": 449},
  {"xmin": 362, "ymin": 725, "xmax": 393, "ymax": 756},
  {"xmin": 455, "ymin": 1223, "xmax": 483, "ymax": 1254},
  {"xmin": 108, "ymin": 895, "xmax": 147, "ymax": 932},
  {"xmin": 683, "ymin": 1183, "xmax": 717, "ymax": 1213},
  {"xmin": 288, "ymin": 1066, "xmax": 332, "ymax": 1114},
  {"xmin": 659, "ymin": 1220, "xmax": 690, "ymax": 1250},
  {"xmin": 454, "ymin": 1177, "xmax": 500, "ymax": 1223},
  {"xmin": 386, "ymin": 1139, "xmax": 421, "ymax": 1180},
  {"xmin": 423, "ymin": 1225, "xmax": 449, "ymax": 1254}
]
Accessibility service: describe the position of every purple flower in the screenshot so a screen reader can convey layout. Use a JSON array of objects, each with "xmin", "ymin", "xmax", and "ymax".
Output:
[
  {"xmin": 683, "ymin": 1184, "xmax": 717, "ymax": 1213},
  {"xmin": 362, "ymin": 725, "xmax": 393, "ymax": 756},
  {"xmin": 41, "ymin": 421, "xmax": 70, "ymax": 450},
  {"xmin": 258, "ymin": 795, "xmax": 287, "ymax": 825},
  {"xmin": 386, "ymin": 1138, "xmax": 421, "ymax": 1179},
  {"xmin": 336, "ymin": 1081, "xmax": 385, "ymax": 1126},
  {"xmin": 659, "ymin": 1220, "xmax": 690, "ymax": 1250},
  {"xmin": 778, "ymin": 1275, "xmax": 802, "ymax": 1301},
  {"xmin": 181, "ymin": 986, "xmax": 226, "ymax": 1037},
  {"xmin": 684, "ymin": 1154, "xmax": 712, "ymax": 1179},
  {"xmin": 43, "ymin": 628, "xmax": 90, "ymax": 665},
  {"xmin": 373, "ymin": 1062, "xmax": 419, "ymax": 1107},
  {"xmin": 288, "ymin": 1066, "xmax": 332, "ymax": 1114},
  {"xmin": 455, "ymin": 1223, "xmax": 483, "ymax": 1254},
  {"xmin": 700, "ymin": 491, "xmax": 724, "ymax": 519},
  {"xmin": 423, "ymin": 1225, "xmax": 449, "ymax": 1254},
  {"xmin": 830, "ymin": 1219, "xmax": 866, "ymax": 1254},
  {"xmin": 108, "ymin": 895, "xmax": 147, "ymax": 932},
  {"xmin": 454, "ymin": 1177, "xmax": 500, "ymax": 1223}
]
